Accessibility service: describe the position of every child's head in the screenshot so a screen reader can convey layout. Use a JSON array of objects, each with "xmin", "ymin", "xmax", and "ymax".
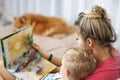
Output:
[{"xmin": 60, "ymin": 47, "xmax": 96, "ymax": 80}]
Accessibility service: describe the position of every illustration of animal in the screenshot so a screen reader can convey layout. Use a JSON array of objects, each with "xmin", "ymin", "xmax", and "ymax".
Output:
[{"xmin": 13, "ymin": 13, "xmax": 74, "ymax": 38}]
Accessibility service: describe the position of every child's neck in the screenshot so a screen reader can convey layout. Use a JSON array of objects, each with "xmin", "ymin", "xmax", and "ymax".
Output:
[{"xmin": 57, "ymin": 77, "xmax": 69, "ymax": 80}]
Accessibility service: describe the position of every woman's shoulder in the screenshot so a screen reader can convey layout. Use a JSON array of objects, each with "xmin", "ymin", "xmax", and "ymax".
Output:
[
  {"xmin": 83, "ymin": 48, "xmax": 120, "ymax": 80},
  {"xmin": 112, "ymin": 48, "xmax": 120, "ymax": 63},
  {"xmin": 113, "ymin": 47, "xmax": 120, "ymax": 56}
]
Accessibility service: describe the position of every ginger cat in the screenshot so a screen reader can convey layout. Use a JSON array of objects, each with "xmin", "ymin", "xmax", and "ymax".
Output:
[{"xmin": 13, "ymin": 13, "xmax": 74, "ymax": 38}]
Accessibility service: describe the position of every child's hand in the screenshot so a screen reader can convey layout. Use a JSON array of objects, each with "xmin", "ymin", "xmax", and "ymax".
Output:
[{"xmin": 16, "ymin": 77, "xmax": 22, "ymax": 80}]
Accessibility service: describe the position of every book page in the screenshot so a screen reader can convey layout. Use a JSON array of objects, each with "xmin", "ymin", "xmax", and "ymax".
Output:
[
  {"xmin": 10, "ymin": 57, "xmax": 57, "ymax": 80},
  {"xmin": 1, "ymin": 27, "xmax": 32, "ymax": 68},
  {"xmin": 27, "ymin": 57, "xmax": 57, "ymax": 80},
  {"xmin": 0, "ymin": 26, "xmax": 57, "ymax": 80}
]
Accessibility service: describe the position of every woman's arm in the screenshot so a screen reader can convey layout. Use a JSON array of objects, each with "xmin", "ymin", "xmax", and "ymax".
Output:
[
  {"xmin": 0, "ymin": 61, "xmax": 16, "ymax": 80},
  {"xmin": 0, "ymin": 75, "xmax": 4, "ymax": 80},
  {"xmin": 32, "ymin": 43, "xmax": 62, "ymax": 67}
]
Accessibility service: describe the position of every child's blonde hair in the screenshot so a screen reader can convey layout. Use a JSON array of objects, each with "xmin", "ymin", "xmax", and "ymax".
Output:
[{"xmin": 63, "ymin": 47, "xmax": 96, "ymax": 79}]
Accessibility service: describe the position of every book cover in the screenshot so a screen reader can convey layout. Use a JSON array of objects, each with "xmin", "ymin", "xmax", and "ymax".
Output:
[{"xmin": 0, "ymin": 26, "xmax": 57, "ymax": 80}]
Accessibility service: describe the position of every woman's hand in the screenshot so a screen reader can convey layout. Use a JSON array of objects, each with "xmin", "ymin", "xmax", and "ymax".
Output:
[
  {"xmin": 32, "ymin": 43, "xmax": 45, "ymax": 56},
  {"xmin": 32, "ymin": 43, "xmax": 62, "ymax": 67},
  {"xmin": 32, "ymin": 43, "xmax": 50, "ymax": 60}
]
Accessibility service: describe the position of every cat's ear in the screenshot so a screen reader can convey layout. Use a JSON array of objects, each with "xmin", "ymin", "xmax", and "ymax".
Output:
[
  {"xmin": 14, "ymin": 17, "xmax": 17, "ymax": 20},
  {"xmin": 20, "ymin": 17, "xmax": 26, "ymax": 24}
]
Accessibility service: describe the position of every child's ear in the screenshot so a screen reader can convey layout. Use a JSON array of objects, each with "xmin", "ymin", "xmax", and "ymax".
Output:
[
  {"xmin": 66, "ymin": 69, "xmax": 70, "ymax": 77},
  {"xmin": 86, "ymin": 38, "xmax": 94, "ymax": 47}
]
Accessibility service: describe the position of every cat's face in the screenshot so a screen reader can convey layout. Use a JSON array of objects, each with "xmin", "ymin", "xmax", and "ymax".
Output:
[{"xmin": 13, "ymin": 14, "xmax": 32, "ymax": 29}]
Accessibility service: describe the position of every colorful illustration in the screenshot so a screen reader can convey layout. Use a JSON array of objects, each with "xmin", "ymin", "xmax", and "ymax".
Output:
[
  {"xmin": 0, "ymin": 26, "xmax": 57, "ymax": 80},
  {"xmin": 1, "ymin": 27, "xmax": 32, "ymax": 68}
]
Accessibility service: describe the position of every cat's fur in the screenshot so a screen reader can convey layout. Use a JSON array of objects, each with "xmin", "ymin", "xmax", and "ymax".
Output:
[{"xmin": 13, "ymin": 13, "xmax": 74, "ymax": 38}]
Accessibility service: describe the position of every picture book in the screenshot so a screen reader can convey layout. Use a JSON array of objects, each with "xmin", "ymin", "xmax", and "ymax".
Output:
[{"xmin": 0, "ymin": 26, "xmax": 57, "ymax": 80}]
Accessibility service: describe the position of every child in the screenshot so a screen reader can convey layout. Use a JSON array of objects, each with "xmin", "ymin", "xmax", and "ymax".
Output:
[{"xmin": 41, "ymin": 47, "xmax": 96, "ymax": 80}]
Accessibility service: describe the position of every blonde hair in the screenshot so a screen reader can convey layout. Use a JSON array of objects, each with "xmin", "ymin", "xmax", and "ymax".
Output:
[
  {"xmin": 63, "ymin": 47, "xmax": 96, "ymax": 79},
  {"xmin": 75, "ymin": 5, "xmax": 116, "ymax": 47}
]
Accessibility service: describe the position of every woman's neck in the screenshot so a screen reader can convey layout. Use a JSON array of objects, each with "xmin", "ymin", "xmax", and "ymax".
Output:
[{"xmin": 93, "ymin": 46, "xmax": 112, "ymax": 63}]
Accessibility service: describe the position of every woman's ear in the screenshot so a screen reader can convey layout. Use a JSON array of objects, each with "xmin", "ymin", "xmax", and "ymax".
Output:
[{"xmin": 86, "ymin": 38, "xmax": 94, "ymax": 47}]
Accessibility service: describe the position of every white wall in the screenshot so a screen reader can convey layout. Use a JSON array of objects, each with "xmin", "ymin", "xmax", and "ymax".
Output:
[{"xmin": 2, "ymin": 0, "xmax": 120, "ymax": 51}]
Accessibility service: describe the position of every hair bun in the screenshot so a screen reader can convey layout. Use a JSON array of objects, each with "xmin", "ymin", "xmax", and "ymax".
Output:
[{"xmin": 92, "ymin": 5, "xmax": 107, "ymax": 19}]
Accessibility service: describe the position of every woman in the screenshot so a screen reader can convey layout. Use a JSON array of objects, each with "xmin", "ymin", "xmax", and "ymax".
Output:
[{"xmin": 33, "ymin": 5, "xmax": 120, "ymax": 80}]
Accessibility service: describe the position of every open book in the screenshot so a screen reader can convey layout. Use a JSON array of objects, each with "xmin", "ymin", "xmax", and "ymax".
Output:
[{"xmin": 0, "ymin": 26, "xmax": 57, "ymax": 80}]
